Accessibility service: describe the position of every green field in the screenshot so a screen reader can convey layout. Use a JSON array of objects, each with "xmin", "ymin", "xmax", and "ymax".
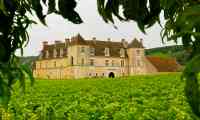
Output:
[{"xmin": 7, "ymin": 73, "xmax": 197, "ymax": 120}]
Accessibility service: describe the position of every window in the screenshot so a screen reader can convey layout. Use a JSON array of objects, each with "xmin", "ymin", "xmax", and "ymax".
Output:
[
  {"xmin": 53, "ymin": 49, "xmax": 57, "ymax": 58},
  {"xmin": 90, "ymin": 48, "xmax": 95, "ymax": 56},
  {"xmin": 45, "ymin": 62, "xmax": 48, "ymax": 68},
  {"xmin": 136, "ymin": 50, "xmax": 140, "ymax": 55},
  {"xmin": 81, "ymin": 58, "xmax": 84, "ymax": 65},
  {"xmin": 60, "ymin": 48, "xmax": 63, "ymax": 57},
  {"xmin": 81, "ymin": 46, "xmax": 85, "ymax": 53},
  {"xmin": 89, "ymin": 73, "xmax": 92, "ymax": 76},
  {"xmin": 54, "ymin": 61, "xmax": 56, "ymax": 67},
  {"xmin": 112, "ymin": 60, "xmax": 114, "ymax": 66},
  {"xmin": 121, "ymin": 60, "xmax": 124, "ymax": 67},
  {"xmin": 45, "ymin": 50, "xmax": 49, "ymax": 58},
  {"xmin": 105, "ymin": 60, "xmax": 109, "ymax": 66},
  {"xmin": 56, "ymin": 48, "xmax": 60, "ymax": 57},
  {"xmin": 120, "ymin": 48, "xmax": 125, "ymax": 57},
  {"xmin": 63, "ymin": 48, "xmax": 67, "ymax": 56},
  {"xmin": 90, "ymin": 59, "xmax": 94, "ymax": 66},
  {"xmin": 105, "ymin": 48, "xmax": 110, "ymax": 56},
  {"xmin": 137, "ymin": 60, "xmax": 142, "ymax": 67},
  {"xmin": 71, "ymin": 56, "xmax": 74, "ymax": 65}
]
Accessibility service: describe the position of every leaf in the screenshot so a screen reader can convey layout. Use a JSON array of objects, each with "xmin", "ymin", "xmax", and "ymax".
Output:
[
  {"xmin": 182, "ymin": 55, "xmax": 200, "ymax": 117},
  {"xmin": 48, "ymin": 0, "xmax": 56, "ymax": 14},
  {"xmin": 58, "ymin": 0, "xmax": 82, "ymax": 24},
  {"xmin": 20, "ymin": 64, "xmax": 34, "ymax": 86},
  {"xmin": 31, "ymin": 0, "xmax": 46, "ymax": 25}
]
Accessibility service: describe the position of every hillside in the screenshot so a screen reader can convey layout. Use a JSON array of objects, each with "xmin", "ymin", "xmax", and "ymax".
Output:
[
  {"xmin": 19, "ymin": 56, "xmax": 37, "ymax": 69},
  {"xmin": 145, "ymin": 45, "xmax": 190, "ymax": 65}
]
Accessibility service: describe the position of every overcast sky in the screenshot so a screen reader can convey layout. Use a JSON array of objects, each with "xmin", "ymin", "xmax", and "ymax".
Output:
[{"xmin": 21, "ymin": 0, "xmax": 176, "ymax": 56}]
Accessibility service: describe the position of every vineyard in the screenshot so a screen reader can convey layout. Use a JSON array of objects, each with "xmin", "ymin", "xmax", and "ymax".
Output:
[{"xmin": 4, "ymin": 73, "xmax": 198, "ymax": 119}]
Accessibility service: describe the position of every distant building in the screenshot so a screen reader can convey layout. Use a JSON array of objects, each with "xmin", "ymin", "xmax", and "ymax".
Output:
[{"xmin": 33, "ymin": 34, "xmax": 180, "ymax": 79}]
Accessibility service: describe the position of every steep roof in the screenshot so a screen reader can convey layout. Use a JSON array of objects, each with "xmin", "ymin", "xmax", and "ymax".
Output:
[
  {"xmin": 147, "ymin": 56, "xmax": 181, "ymax": 72},
  {"xmin": 70, "ymin": 34, "xmax": 87, "ymax": 45},
  {"xmin": 40, "ymin": 34, "xmax": 145, "ymax": 59},
  {"xmin": 128, "ymin": 38, "xmax": 144, "ymax": 48},
  {"xmin": 86, "ymin": 40, "xmax": 126, "ymax": 57}
]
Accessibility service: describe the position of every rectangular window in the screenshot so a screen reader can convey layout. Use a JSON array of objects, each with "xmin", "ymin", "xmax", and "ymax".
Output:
[
  {"xmin": 81, "ymin": 58, "xmax": 84, "ymax": 65},
  {"xmin": 137, "ymin": 60, "xmax": 142, "ymax": 66},
  {"xmin": 90, "ymin": 48, "xmax": 95, "ymax": 56},
  {"xmin": 45, "ymin": 50, "xmax": 49, "ymax": 58},
  {"xmin": 136, "ymin": 50, "xmax": 140, "ymax": 55},
  {"xmin": 71, "ymin": 56, "xmax": 74, "ymax": 65},
  {"xmin": 53, "ymin": 49, "xmax": 57, "ymax": 58},
  {"xmin": 90, "ymin": 59, "xmax": 94, "ymax": 66},
  {"xmin": 105, "ymin": 48, "xmax": 110, "ymax": 56},
  {"xmin": 54, "ymin": 61, "xmax": 56, "ymax": 67},
  {"xmin": 112, "ymin": 60, "xmax": 114, "ymax": 66},
  {"xmin": 120, "ymin": 48, "xmax": 125, "ymax": 57},
  {"xmin": 121, "ymin": 60, "xmax": 124, "ymax": 67},
  {"xmin": 105, "ymin": 60, "xmax": 109, "ymax": 66},
  {"xmin": 81, "ymin": 47, "xmax": 85, "ymax": 53},
  {"xmin": 60, "ymin": 48, "xmax": 63, "ymax": 57}
]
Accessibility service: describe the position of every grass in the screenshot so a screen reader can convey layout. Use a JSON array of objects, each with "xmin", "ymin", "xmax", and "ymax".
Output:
[{"xmin": 7, "ymin": 73, "xmax": 198, "ymax": 120}]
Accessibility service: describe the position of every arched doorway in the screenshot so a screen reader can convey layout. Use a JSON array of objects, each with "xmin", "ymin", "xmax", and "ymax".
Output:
[{"xmin": 109, "ymin": 72, "xmax": 115, "ymax": 78}]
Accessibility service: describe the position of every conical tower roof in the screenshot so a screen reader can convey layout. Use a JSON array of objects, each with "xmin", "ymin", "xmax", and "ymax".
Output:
[
  {"xmin": 128, "ymin": 38, "xmax": 144, "ymax": 48},
  {"xmin": 70, "ymin": 33, "xmax": 87, "ymax": 45}
]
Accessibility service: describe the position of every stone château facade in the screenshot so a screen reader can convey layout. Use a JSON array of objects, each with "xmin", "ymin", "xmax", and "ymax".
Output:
[{"xmin": 33, "ymin": 34, "xmax": 165, "ymax": 79}]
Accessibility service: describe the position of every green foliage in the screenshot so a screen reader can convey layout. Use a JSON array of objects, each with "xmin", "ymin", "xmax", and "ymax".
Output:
[
  {"xmin": 6, "ymin": 74, "xmax": 197, "ymax": 119},
  {"xmin": 97, "ymin": 0, "xmax": 161, "ymax": 33},
  {"xmin": 183, "ymin": 55, "xmax": 200, "ymax": 116},
  {"xmin": 0, "ymin": 0, "xmax": 82, "ymax": 108},
  {"xmin": 97, "ymin": 0, "xmax": 200, "ymax": 117},
  {"xmin": 0, "ymin": 0, "xmax": 200, "ymax": 118}
]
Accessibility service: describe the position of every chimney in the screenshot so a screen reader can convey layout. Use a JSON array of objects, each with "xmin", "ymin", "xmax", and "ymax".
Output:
[
  {"xmin": 42, "ymin": 41, "xmax": 48, "ymax": 48},
  {"xmin": 92, "ymin": 37, "xmax": 96, "ymax": 41},
  {"xmin": 92, "ymin": 37, "xmax": 96, "ymax": 44},
  {"xmin": 121, "ymin": 38, "xmax": 125, "ymax": 43},
  {"xmin": 65, "ymin": 38, "xmax": 69, "ymax": 45},
  {"xmin": 55, "ymin": 40, "xmax": 61, "ymax": 44},
  {"xmin": 140, "ymin": 38, "xmax": 143, "ymax": 44}
]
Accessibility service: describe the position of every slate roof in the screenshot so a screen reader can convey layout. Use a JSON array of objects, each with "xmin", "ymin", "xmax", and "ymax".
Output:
[
  {"xmin": 146, "ymin": 56, "xmax": 181, "ymax": 72},
  {"xmin": 40, "ymin": 34, "xmax": 143, "ymax": 59},
  {"xmin": 128, "ymin": 38, "xmax": 144, "ymax": 48}
]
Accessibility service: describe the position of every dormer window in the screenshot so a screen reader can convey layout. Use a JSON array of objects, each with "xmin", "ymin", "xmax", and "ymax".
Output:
[
  {"xmin": 90, "ymin": 48, "xmax": 95, "ymax": 56},
  {"xmin": 45, "ymin": 50, "xmax": 49, "ymax": 58},
  {"xmin": 53, "ymin": 49, "xmax": 57, "ymax": 58},
  {"xmin": 60, "ymin": 48, "xmax": 63, "ymax": 57},
  {"xmin": 105, "ymin": 48, "xmax": 110, "ymax": 56},
  {"xmin": 120, "ymin": 48, "xmax": 125, "ymax": 57}
]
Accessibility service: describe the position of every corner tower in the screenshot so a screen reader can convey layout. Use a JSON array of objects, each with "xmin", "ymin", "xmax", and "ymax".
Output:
[
  {"xmin": 68, "ymin": 34, "xmax": 89, "ymax": 78},
  {"xmin": 127, "ymin": 38, "xmax": 145, "ymax": 75}
]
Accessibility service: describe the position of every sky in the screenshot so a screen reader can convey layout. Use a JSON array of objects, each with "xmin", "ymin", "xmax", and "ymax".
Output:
[{"xmin": 21, "ymin": 0, "xmax": 176, "ymax": 56}]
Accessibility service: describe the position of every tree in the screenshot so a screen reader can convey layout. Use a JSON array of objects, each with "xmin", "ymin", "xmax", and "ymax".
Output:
[{"xmin": 0, "ymin": 0, "xmax": 200, "ymax": 117}]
